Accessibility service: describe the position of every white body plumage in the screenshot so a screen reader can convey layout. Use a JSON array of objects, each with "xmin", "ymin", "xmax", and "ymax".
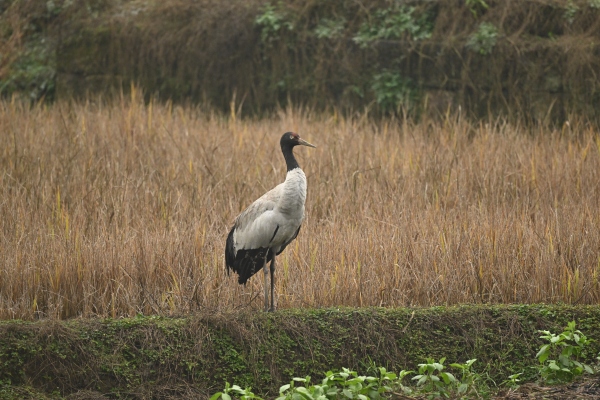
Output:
[{"xmin": 232, "ymin": 168, "xmax": 307, "ymax": 254}]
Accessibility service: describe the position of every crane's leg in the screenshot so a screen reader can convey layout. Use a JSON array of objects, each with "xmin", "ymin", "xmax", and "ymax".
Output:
[
  {"xmin": 269, "ymin": 255, "xmax": 276, "ymax": 312},
  {"xmin": 263, "ymin": 253, "xmax": 269, "ymax": 311}
]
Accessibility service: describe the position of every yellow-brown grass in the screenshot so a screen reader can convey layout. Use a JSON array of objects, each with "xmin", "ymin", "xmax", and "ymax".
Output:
[{"xmin": 1, "ymin": 91, "xmax": 600, "ymax": 319}]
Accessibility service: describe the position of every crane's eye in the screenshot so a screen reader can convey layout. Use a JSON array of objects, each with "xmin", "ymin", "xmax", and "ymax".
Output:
[{"xmin": 289, "ymin": 134, "xmax": 294, "ymax": 140}]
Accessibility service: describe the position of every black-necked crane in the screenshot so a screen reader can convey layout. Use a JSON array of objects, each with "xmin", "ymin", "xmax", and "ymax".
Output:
[{"xmin": 225, "ymin": 132, "xmax": 316, "ymax": 311}]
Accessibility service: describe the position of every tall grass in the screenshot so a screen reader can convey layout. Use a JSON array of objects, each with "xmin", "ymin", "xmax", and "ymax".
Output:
[{"xmin": 1, "ymin": 92, "xmax": 599, "ymax": 319}]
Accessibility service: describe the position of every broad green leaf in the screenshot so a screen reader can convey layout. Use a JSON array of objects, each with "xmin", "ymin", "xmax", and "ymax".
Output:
[
  {"xmin": 399, "ymin": 370, "xmax": 413, "ymax": 379},
  {"xmin": 441, "ymin": 372, "xmax": 457, "ymax": 384},
  {"xmin": 209, "ymin": 393, "xmax": 223, "ymax": 400},
  {"xmin": 536, "ymin": 344, "xmax": 550, "ymax": 362},
  {"xmin": 291, "ymin": 393, "xmax": 309, "ymax": 400},
  {"xmin": 279, "ymin": 384, "xmax": 291, "ymax": 393},
  {"xmin": 222, "ymin": 394, "xmax": 231, "ymax": 400}
]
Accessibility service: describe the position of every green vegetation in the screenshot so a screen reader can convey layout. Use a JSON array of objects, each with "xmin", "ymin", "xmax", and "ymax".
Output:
[
  {"xmin": 313, "ymin": 18, "xmax": 346, "ymax": 40},
  {"xmin": 466, "ymin": 22, "xmax": 498, "ymax": 55},
  {"xmin": 2, "ymin": 1, "xmax": 600, "ymax": 121},
  {"xmin": 0, "ymin": 38, "xmax": 55, "ymax": 101},
  {"xmin": 255, "ymin": 4, "xmax": 294, "ymax": 45},
  {"xmin": 211, "ymin": 321, "xmax": 598, "ymax": 400},
  {"xmin": 465, "ymin": 0, "xmax": 489, "ymax": 18},
  {"xmin": 352, "ymin": 5, "xmax": 432, "ymax": 48},
  {"xmin": 536, "ymin": 321, "xmax": 596, "ymax": 384},
  {"xmin": 211, "ymin": 367, "xmax": 405, "ymax": 400},
  {"xmin": 370, "ymin": 70, "xmax": 416, "ymax": 113},
  {"xmin": 564, "ymin": 0, "xmax": 579, "ymax": 24}
]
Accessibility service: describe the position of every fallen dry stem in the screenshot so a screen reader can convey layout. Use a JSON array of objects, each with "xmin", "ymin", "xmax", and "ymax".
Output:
[{"xmin": 1, "ymin": 94, "xmax": 599, "ymax": 319}]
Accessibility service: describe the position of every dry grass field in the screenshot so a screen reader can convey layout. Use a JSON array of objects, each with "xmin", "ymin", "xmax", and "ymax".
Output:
[{"xmin": 1, "ymin": 91, "xmax": 599, "ymax": 319}]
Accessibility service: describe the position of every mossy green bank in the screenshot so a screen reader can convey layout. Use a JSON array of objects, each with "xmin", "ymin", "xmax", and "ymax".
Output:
[{"xmin": 1, "ymin": 305, "xmax": 600, "ymax": 399}]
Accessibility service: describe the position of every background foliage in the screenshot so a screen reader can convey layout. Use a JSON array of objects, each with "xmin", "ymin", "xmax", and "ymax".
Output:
[{"xmin": 1, "ymin": 0, "xmax": 600, "ymax": 123}]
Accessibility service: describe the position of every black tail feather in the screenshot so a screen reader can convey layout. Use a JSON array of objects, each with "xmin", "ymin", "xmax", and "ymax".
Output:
[{"xmin": 225, "ymin": 226, "xmax": 274, "ymax": 284}]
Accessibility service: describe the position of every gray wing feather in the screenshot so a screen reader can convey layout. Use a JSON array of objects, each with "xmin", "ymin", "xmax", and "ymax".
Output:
[{"xmin": 232, "ymin": 184, "xmax": 283, "ymax": 250}]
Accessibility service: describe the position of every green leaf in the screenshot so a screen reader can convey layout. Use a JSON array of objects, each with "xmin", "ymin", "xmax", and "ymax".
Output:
[
  {"xmin": 222, "ymin": 394, "xmax": 231, "ymax": 400},
  {"xmin": 415, "ymin": 375, "xmax": 427, "ymax": 386},
  {"xmin": 399, "ymin": 370, "xmax": 413, "ymax": 379},
  {"xmin": 441, "ymin": 372, "xmax": 457, "ymax": 384},
  {"xmin": 209, "ymin": 393, "xmax": 223, "ymax": 400},
  {"xmin": 537, "ymin": 344, "xmax": 550, "ymax": 362},
  {"xmin": 279, "ymin": 384, "xmax": 291, "ymax": 393}
]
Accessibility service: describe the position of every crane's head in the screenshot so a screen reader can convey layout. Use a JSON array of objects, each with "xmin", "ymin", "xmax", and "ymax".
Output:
[{"xmin": 281, "ymin": 132, "xmax": 316, "ymax": 149}]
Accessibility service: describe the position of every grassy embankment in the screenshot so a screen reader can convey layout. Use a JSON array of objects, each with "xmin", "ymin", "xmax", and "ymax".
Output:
[{"xmin": 1, "ymin": 305, "xmax": 600, "ymax": 398}]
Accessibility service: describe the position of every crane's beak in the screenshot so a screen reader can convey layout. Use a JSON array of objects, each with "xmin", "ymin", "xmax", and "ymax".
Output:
[{"xmin": 298, "ymin": 138, "xmax": 316, "ymax": 148}]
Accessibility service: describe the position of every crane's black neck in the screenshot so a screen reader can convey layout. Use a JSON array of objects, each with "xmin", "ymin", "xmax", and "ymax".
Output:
[{"xmin": 281, "ymin": 142, "xmax": 300, "ymax": 172}]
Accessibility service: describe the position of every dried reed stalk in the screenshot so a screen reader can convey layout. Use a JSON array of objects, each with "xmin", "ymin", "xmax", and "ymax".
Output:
[{"xmin": 1, "ymin": 93, "xmax": 599, "ymax": 319}]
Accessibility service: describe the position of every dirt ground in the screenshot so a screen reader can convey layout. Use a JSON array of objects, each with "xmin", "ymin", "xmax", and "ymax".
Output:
[
  {"xmin": 388, "ymin": 376, "xmax": 600, "ymax": 399},
  {"xmin": 497, "ymin": 376, "xmax": 600, "ymax": 399}
]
